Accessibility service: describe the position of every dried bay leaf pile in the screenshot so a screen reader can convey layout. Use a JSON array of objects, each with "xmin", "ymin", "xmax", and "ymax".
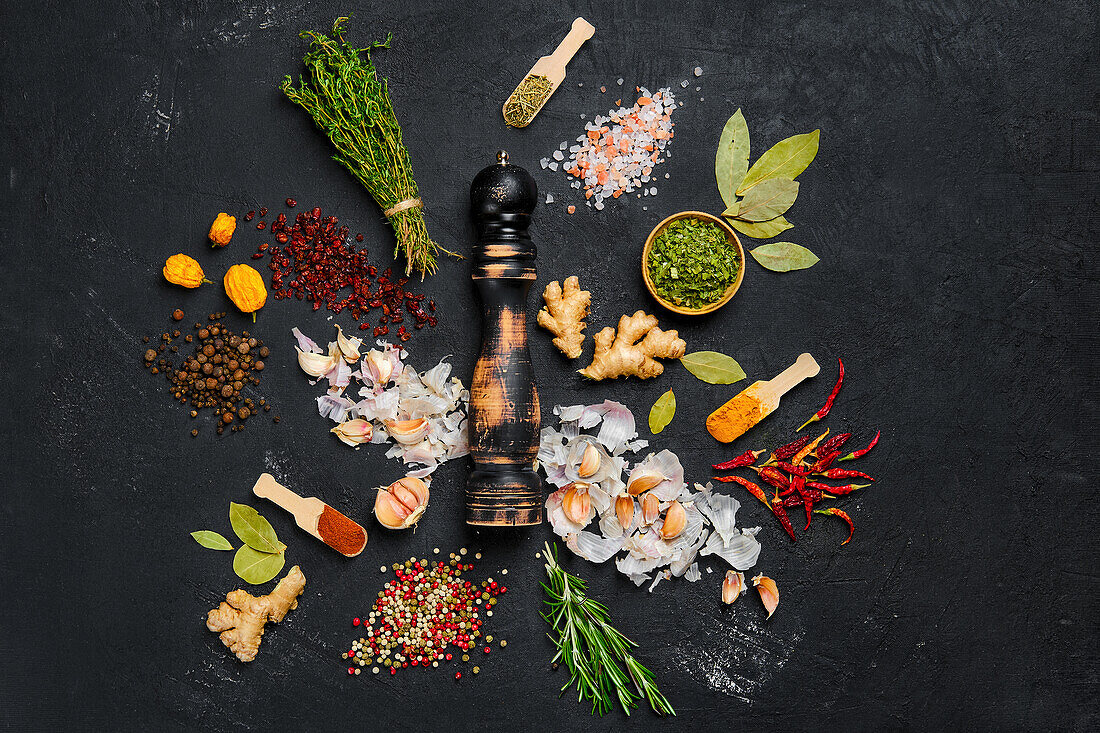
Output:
[{"xmin": 715, "ymin": 110, "xmax": 821, "ymax": 273}]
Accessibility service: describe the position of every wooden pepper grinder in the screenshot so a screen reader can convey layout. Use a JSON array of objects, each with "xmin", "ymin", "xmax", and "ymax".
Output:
[{"xmin": 466, "ymin": 151, "xmax": 541, "ymax": 526}]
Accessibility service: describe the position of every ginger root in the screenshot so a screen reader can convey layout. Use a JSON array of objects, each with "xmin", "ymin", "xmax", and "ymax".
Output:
[
  {"xmin": 579, "ymin": 311, "xmax": 686, "ymax": 380},
  {"xmin": 537, "ymin": 276, "xmax": 591, "ymax": 359},
  {"xmin": 206, "ymin": 565, "xmax": 306, "ymax": 662}
]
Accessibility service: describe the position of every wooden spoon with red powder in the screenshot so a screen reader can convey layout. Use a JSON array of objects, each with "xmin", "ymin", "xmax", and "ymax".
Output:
[{"xmin": 252, "ymin": 473, "xmax": 367, "ymax": 557}]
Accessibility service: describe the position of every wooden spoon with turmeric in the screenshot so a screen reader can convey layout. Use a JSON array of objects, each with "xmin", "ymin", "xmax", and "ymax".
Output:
[{"xmin": 707, "ymin": 353, "xmax": 819, "ymax": 443}]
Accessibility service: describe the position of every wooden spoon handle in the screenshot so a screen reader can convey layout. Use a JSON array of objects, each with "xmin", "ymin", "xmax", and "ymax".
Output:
[
  {"xmin": 768, "ymin": 353, "xmax": 820, "ymax": 395},
  {"xmin": 546, "ymin": 17, "xmax": 595, "ymax": 69},
  {"xmin": 252, "ymin": 473, "xmax": 321, "ymax": 535}
]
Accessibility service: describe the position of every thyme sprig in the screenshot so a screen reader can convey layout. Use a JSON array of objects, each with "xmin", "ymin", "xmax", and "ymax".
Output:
[
  {"xmin": 541, "ymin": 542, "xmax": 675, "ymax": 717},
  {"xmin": 281, "ymin": 17, "xmax": 439, "ymax": 278}
]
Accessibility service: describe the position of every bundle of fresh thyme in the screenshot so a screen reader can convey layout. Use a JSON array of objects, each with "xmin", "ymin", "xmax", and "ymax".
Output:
[
  {"xmin": 281, "ymin": 17, "xmax": 439, "ymax": 278},
  {"xmin": 541, "ymin": 542, "xmax": 675, "ymax": 717}
]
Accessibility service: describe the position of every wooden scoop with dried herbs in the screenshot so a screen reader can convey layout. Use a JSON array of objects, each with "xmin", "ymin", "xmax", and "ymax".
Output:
[{"xmin": 281, "ymin": 18, "xmax": 439, "ymax": 278}]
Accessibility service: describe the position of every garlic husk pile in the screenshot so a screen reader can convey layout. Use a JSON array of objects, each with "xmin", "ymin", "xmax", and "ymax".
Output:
[
  {"xmin": 540, "ymin": 400, "xmax": 764, "ymax": 591},
  {"xmin": 292, "ymin": 326, "xmax": 469, "ymax": 476}
]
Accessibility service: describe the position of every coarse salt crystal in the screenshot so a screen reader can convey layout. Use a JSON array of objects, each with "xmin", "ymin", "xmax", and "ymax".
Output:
[
  {"xmin": 548, "ymin": 162, "xmax": 559, "ymax": 171},
  {"xmin": 552, "ymin": 150, "xmax": 564, "ymax": 161},
  {"xmin": 545, "ymin": 194, "xmax": 554, "ymax": 204},
  {"xmin": 694, "ymin": 66, "xmax": 703, "ymax": 76},
  {"xmin": 681, "ymin": 80, "xmax": 688, "ymax": 88},
  {"xmin": 617, "ymin": 78, "xmax": 624, "ymax": 85}
]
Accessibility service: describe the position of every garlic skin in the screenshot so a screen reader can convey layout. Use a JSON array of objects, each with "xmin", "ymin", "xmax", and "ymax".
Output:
[
  {"xmin": 752, "ymin": 574, "xmax": 779, "ymax": 619},
  {"xmin": 335, "ymin": 325, "xmax": 363, "ymax": 363},
  {"xmin": 722, "ymin": 571, "xmax": 745, "ymax": 604},
  {"xmin": 374, "ymin": 477, "xmax": 430, "ymax": 530},
  {"xmin": 297, "ymin": 347, "xmax": 338, "ymax": 377},
  {"xmin": 660, "ymin": 501, "xmax": 687, "ymax": 539},
  {"xmin": 364, "ymin": 349, "xmax": 394, "ymax": 384},
  {"xmin": 641, "ymin": 492, "xmax": 660, "ymax": 525},
  {"xmin": 331, "ymin": 418, "xmax": 373, "ymax": 447},
  {"xmin": 385, "ymin": 417, "xmax": 430, "ymax": 445}
]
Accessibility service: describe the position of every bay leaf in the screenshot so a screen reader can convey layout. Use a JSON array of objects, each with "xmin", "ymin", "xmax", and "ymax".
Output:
[
  {"xmin": 233, "ymin": 545, "xmax": 286, "ymax": 585},
  {"xmin": 737, "ymin": 129, "xmax": 820, "ymax": 195},
  {"xmin": 190, "ymin": 530, "xmax": 234, "ymax": 551},
  {"xmin": 722, "ymin": 200, "xmax": 740, "ymax": 217},
  {"xmin": 681, "ymin": 351, "xmax": 747, "ymax": 384},
  {"xmin": 715, "ymin": 109, "xmax": 750, "ymax": 209},
  {"xmin": 649, "ymin": 389, "xmax": 676, "ymax": 434},
  {"xmin": 734, "ymin": 178, "xmax": 799, "ymax": 222},
  {"xmin": 749, "ymin": 242, "xmax": 820, "ymax": 272},
  {"xmin": 229, "ymin": 502, "xmax": 284, "ymax": 554},
  {"xmin": 727, "ymin": 215, "xmax": 794, "ymax": 239}
]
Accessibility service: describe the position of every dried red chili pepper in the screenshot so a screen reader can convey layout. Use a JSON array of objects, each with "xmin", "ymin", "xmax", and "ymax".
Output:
[
  {"xmin": 813, "ymin": 508, "xmax": 854, "ymax": 545},
  {"xmin": 712, "ymin": 475, "xmax": 770, "ymax": 509},
  {"xmin": 716, "ymin": 475, "xmax": 796, "ymax": 541},
  {"xmin": 809, "ymin": 450, "xmax": 840, "ymax": 473},
  {"xmin": 770, "ymin": 500, "xmax": 798, "ymax": 542},
  {"xmin": 779, "ymin": 488, "xmax": 832, "ymax": 508},
  {"xmin": 818, "ymin": 432, "xmax": 852, "ymax": 456},
  {"xmin": 771, "ymin": 435, "xmax": 812, "ymax": 461},
  {"xmin": 712, "ymin": 449, "xmax": 763, "ymax": 470},
  {"xmin": 817, "ymin": 468, "xmax": 875, "ymax": 481},
  {"xmin": 775, "ymin": 461, "xmax": 809, "ymax": 477},
  {"xmin": 798, "ymin": 357, "xmax": 844, "ymax": 432},
  {"xmin": 788, "ymin": 475, "xmax": 814, "ymax": 531},
  {"xmin": 807, "ymin": 481, "xmax": 870, "ymax": 496},
  {"xmin": 753, "ymin": 466, "xmax": 790, "ymax": 491},
  {"xmin": 791, "ymin": 429, "xmax": 829, "ymax": 467},
  {"xmin": 839, "ymin": 430, "xmax": 879, "ymax": 462}
]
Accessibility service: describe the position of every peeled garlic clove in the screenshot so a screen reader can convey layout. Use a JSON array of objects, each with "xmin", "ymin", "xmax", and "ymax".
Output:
[
  {"xmin": 753, "ymin": 574, "xmax": 779, "ymax": 619},
  {"xmin": 615, "ymin": 494, "xmax": 635, "ymax": 530},
  {"xmin": 627, "ymin": 471, "xmax": 664, "ymax": 496},
  {"xmin": 364, "ymin": 349, "xmax": 393, "ymax": 384},
  {"xmin": 374, "ymin": 476, "xmax": 430, "ymax": 530},
  {"xmin": 335, "ymin": 325, "xmax": 363, "ymax": 363},
  {"xmin": 577, "ymin": 443, "xmax": 601, "ymax": 478},
  {"xmin": 297, "ymin": 347, "xmax": 338, "ymax": 377},
  {"xmin": 660, "ymin": 501, "xmax": 687, "ymax": 539},
  {"xmin": 385, "ymin": 417, "xmax": 430, "ymax": 445},
  {"xmin": 641, "ymin": 492, "xmax": 660, "ymax": 525},
  {"xmin": 722, "ymin": 571, "xmax": 745, "ymax": 605},
  {"xmin": 331, "ymin": 418, "xmax": 373, "ymax": 447},
  {"xmin": 561, "ymin": 483, "xmax": 592, "ymax": 525}
]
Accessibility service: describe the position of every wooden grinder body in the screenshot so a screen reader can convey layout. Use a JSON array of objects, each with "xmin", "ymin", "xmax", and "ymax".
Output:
[{"xmin": 466, "ymin": 154, "xmax": 542, "ymax": 526}]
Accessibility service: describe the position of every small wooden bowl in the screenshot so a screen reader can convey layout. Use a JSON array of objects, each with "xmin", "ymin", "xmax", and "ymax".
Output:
[{"xmin": 641, "ymin": 211, "xmax": 745, "ymax": 316}]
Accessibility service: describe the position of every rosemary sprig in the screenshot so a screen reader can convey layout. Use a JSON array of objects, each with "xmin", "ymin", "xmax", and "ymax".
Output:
[
  {"xmin": 541, "ymin": 542, "xmax": 675, "ymax": 717},
  {"xmin": 281, "ymin": 17, "xmax": 439, "ymax": 278}
]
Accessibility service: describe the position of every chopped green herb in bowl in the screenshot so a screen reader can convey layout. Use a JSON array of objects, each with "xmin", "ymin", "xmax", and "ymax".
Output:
[{"xmin": 642, "ymin": 211, "xmax": 744, "ymax": 314}]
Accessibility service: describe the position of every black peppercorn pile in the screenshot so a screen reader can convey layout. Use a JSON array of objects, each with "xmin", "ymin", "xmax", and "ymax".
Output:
[{"xmin": 140, "ymin": 311, "xmax": 277, "ymax": 435}]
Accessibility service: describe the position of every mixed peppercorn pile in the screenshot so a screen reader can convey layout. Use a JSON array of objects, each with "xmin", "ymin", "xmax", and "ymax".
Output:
[
  {"xmin": 342, "ymin": 550, "xmax": 507, "ymax": 679},
  {"xmin": 241, "ymin": 201, "xmax": 437, "ymax": 341},
  {"xmin": 140, "ymin": 311, "xmax": 277, "ymax": 435}
]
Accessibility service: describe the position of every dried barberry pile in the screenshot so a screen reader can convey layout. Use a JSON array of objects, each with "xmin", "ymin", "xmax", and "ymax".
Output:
[
  {"xmin": 242, "ymin": 202, "xmax": 437, "ymax": 341},
  {"xmin": 140, "ymin": 311, "xmax": 276, "ymax": 435}
]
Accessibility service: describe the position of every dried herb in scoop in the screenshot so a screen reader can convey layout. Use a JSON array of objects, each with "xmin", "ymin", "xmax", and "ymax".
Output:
[
  {"xmin": 646, "ymin": 217, "xmax": 741, "ymax": 309},
  {"xmin": 281, "ymin": 18, "xmax": 439, "ymax": 278}
]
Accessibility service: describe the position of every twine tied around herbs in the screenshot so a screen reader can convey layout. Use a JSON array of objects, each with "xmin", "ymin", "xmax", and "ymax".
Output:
[{"xmin": 383, "ymin": 198, "xmax": 422, "ymax": 218}]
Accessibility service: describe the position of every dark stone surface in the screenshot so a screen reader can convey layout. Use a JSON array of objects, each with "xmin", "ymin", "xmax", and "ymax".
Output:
[{"xmin": 1, "ymin": 1, "xmax": 1096, "ymax": 730}]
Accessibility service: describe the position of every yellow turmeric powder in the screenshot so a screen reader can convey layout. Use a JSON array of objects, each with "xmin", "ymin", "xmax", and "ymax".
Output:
[{"xmin": 706, "ymin": 392, "xmax": 765, "ymax": 443}]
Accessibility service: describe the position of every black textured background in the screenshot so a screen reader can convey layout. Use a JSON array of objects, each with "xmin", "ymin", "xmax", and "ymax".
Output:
[{"xmin": 2, "ymin": 1, "xmax": 1097, "ymax": 730}]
